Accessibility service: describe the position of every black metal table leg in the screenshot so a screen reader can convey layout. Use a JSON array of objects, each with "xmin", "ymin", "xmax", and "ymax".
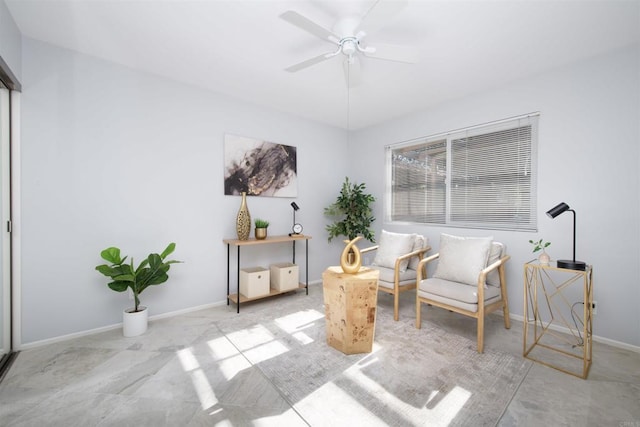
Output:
[{"xmin": 236, "ymin": 245, "xmax": 241, "ymax": 313}]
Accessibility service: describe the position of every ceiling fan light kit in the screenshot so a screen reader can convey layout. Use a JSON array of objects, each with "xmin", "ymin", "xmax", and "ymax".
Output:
[{"xmin": 280, "ymin": 0, "xmax": 418, "ymax": 86}]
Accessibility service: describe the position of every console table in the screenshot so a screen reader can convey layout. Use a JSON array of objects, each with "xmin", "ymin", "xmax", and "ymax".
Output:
[
  {"xmin": 523, "ymin": 261, "xmax": 593, "ymax": 378},
  {"xmin": 224, "ymin": 234, "xmax": 311, "ymax": 313}
]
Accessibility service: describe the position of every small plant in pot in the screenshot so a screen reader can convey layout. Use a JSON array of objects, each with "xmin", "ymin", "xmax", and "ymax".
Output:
[
  {"xmin": 254, "ymin": 218, "xmax": 269, "ymax": 240},
  {"xmin": 95, "ymin": 242, "xmax": 182, "ymax": 337},
  {"xmin": 529, "ymin": 238, "xmax": 551, "ymax": 265}
]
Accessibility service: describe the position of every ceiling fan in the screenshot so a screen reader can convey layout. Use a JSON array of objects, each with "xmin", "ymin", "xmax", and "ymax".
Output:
[{"xmin": 280, "ymin": 0, "xmax": 419, "ymax": 87}]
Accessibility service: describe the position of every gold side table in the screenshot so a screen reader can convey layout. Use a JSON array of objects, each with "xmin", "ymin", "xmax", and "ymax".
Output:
[{"xmin": 523, "ymin": 261, "xmax": 593, "ymax": 379}]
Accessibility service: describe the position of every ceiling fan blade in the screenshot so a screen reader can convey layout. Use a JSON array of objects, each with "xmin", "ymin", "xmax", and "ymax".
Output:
[
  {"xmin": 285, "ymin": 52, "xmax": 336, "ymax": 73},
  {"xmin": 343, "ymin": 56, "xmax": 362, "ymax": 88},
  {"xmin": 280, "ymin": 11, "xmax": 340, "ymax": 44},
  {"xmin": 364, "ymin": 43, "xmax": 419, "ymax": 63},
  {"xmin": 357, "ymin": 0, "xmax": 408, "ymax": 35}
]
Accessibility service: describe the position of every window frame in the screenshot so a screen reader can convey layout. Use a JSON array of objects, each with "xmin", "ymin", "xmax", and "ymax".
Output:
[{"xmin": 385, "ymin": 113, "xmax": 539, "ymax": 232}]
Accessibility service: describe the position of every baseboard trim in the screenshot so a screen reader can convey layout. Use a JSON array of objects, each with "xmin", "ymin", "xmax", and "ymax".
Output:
[
  {"xmin": 17, "ymin": 300, "xmax": 227, "ymax": 351},
  {"xmin": 18, "ymin": 282, "xmax": 636, "ymax": 355}
]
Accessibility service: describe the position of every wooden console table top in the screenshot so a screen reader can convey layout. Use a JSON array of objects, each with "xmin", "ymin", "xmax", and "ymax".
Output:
[{"xmin": 223, "ymin": 234, "xmax": 312, "ymax": 246}]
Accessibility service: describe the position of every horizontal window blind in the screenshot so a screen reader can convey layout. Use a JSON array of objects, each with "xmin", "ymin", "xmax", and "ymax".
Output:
[
  {"xmin": 390, "ymin": 140, "xmax": 446, "ymax": 223},
  {"xmin": 387, "ymin": 114, "xmax": 538, "ymax": 231}
]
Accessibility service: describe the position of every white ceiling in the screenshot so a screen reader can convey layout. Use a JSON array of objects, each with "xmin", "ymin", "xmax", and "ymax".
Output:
[{"xmin": 5, "ymin": 0, "xmax": 640, "ymax": 130}]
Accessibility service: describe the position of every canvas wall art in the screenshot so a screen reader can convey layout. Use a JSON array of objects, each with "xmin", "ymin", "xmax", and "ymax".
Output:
[{"xmin": 224, "ymin": 134, "xmax": 298, "ymax": 197}]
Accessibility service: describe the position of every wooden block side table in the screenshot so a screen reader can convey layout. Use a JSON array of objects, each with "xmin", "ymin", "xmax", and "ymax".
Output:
[{"xmin": 322, "ymin": 266, "xmax": 380, "ymax": 354}]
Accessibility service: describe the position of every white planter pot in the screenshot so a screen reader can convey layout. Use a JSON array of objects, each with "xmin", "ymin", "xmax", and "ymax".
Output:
[
  {"xmin": 123, "ymin": 306, "xmax": 148, "ymax": 337},
  {"xmin": 538, "ymin": 251, "xmax": 550, "ymax": 265}
]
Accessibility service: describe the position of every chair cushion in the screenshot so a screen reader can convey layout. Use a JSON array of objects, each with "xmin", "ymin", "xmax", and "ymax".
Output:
[
  {"xmin": 408, "ymin": 235, "xmax": 428, "ymax": 271},
  {"xmin": 372, "ymin": 230, "xmax": 416, "ymax": 273},
  {"xmin": 418, "ymin": 277, "xmax": 501, "ymax": 305},
  {"xmin": 370, "ymin": 265, "xmax": 417, "ymax": 289},
  {"xmin": 433, "ymin": 233, "xmax": 493, "ymax": 286}
]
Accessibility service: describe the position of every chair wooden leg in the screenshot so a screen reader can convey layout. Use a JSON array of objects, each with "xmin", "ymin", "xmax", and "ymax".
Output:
[
  {"xmin": 477, "ymin": 316, "xmax": 484, "ymax": 353},
  {"xmin": 499, "ymin": 265, "xmax": 511, "ymax": 329},
  {"xmin": 502, "ymin": 302, "xmax": 511, "ymax": 329},
  {"xmin": 393, "ymin": 293, "xmax": 399, "ymax": 321},
  {"xmin": 415, "ymin": 298, "xmax": 422, "ymax": 329}
]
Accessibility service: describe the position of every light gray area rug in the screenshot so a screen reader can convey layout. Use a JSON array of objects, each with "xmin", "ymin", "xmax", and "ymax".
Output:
[{"xmin": 216, "ymin": 289, "xmax": 532, "ymax": 427}]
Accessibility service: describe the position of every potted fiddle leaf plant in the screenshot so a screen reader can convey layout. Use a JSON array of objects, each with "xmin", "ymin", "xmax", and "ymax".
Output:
[
  {"xmin": 325, "ymin": 177, "xmax": 376, "ymax": 243},
  {"xmin": 254, "ymin": 218, "xmax": 269, "ymax": 240},
  {"xmin": 95, "ymin": 242, "xmax": 182, "ymax": 337}
]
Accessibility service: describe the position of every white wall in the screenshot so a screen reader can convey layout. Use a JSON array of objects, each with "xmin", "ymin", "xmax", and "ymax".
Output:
[
  {"xmin": 350, "ymin": 45, "xmax": 640, "ymax": 348},
  {"xmin": 18, "ymin": 36, "xmax": 640, "ymax": 349},
  {"xmin": 19, "ymin": 38, "xmax": 349, "ymax": 345},
  {"xmin": 0, "ymin": 0, "xmax": 21, "ymax": 83}
]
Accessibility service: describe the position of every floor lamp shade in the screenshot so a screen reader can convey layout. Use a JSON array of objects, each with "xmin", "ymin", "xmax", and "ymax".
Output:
[{"xmin": 546, "ymin": 202, "xmax": 586, "ymax": 270}]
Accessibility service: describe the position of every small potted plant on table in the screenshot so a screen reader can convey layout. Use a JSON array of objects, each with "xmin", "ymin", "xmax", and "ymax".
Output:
[
  {"xmin": 254, "ymin": 218, "xmax": 269, "ymax": 240},
  {"xmin": 529, "ymin": 238, "xmax": 551, "ymax": 265}
]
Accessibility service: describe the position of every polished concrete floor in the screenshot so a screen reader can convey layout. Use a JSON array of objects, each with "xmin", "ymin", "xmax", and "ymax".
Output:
[{"xmin": 1, "ymin": 286, "xmax": 639, "ymax": 426}]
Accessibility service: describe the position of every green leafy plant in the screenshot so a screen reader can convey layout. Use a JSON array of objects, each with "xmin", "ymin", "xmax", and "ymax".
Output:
[
  {"xmin": 529, "ymin": 239, "xmax": 551, "ymax": 253},
  {"xmin": 254, "ymin": 218, "xmax": 269, "ymax": 228},
  {"xmin": 325, "ymin": 177, "xmax": 376, "ymax": 243},
  {"xmin": 96, "ymin": 243, "xmax": 182, "ymax": 312}
]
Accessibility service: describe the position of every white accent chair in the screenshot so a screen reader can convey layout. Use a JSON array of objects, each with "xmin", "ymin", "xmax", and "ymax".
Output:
[
  {"xmin": 361, "ymin": 230, "xmax": 431, "ymax": 321},
  {"xmin": 415, "ymin": 234, "xmax": 511, "ymax": 353}
]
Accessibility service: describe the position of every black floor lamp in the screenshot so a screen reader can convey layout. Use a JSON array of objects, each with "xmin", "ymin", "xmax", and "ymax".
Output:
[{"xmin": 546, "ymin": 202, "xmax": 586, "ymax": 270}]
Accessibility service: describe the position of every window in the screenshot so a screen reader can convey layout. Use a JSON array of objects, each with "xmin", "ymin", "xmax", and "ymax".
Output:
[{"xmin": 386, "ymin": 114, "xmax": 538, "ymax": 231}]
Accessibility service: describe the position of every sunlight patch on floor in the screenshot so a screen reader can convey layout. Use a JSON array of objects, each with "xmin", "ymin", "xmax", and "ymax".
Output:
[
  {"xmin": 177, "ymin": 347, "xmax": 219, "ymax": 410},
  {"xmin": 297, "ymin": 381, "xmax": 379, "ymax": 424},
  {"xmin": 291, "ymin": 331, "xmax": 313, "ymax": 345},
  {"xmin": 218, "ymin": 353, "xmax": 252, "ymax": 381},
  {"xmin": 244, "ymin": 340, "xmax": 289, "ymax": 364},
  {"xmin": 177, "ymin": 347, "xmax": 200, "ymax": 371},
  {"xmin": 342, "ymin": 361, "xmax": 471, "ymax": 426},
  {"xmin": 207, "ymin": 336, "xmax": 241, "ymax": 361},
  {"xmin": 426, "ymin": 386, "xmax": 472, "ymax": 425},
  {"xmin": 274, "ymin": 308, "xmax": 324, "ymax": 345},
  {"xmin": 274, "ymin": 309, "xmax": 324, "ymax": 334},
  {"xmin": 227, "ymin": 324, "xmax": 276, "ymax": 352},
  {"xmin": 190, "ymin": 368, "xmax": 219, "ymax": 410},
  {"xmin": 204, "ymin": 337, "xmax": 253, "ymax": 380}
]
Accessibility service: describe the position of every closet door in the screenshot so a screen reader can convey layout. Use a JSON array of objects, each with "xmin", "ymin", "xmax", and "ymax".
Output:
[{"xmin": 0, "ymin": 85, "xmax": 11, "ymax": 366}]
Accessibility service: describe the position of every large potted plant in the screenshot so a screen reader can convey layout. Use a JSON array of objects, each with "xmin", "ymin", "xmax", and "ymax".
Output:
[
  {"xmin": 325, "ymin": 177, "xmax": 376, "ymax": 243},
  {"xmin": 96, "ymin": 242, "xmax": 182, "ymax": 337}
]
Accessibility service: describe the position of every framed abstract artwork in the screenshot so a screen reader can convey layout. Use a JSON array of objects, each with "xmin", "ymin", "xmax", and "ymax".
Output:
[{"xmin": 224, "ymin": 134, "xmax": 297, "ymax": 197}]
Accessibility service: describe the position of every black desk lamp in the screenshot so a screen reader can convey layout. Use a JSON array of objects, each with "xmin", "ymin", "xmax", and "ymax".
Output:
[{"xmin": 546, "ymin": 202, "xmax": 586, "ymax": 270}]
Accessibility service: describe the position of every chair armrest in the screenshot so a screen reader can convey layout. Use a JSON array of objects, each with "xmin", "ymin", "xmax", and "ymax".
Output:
[
  {"xmin": 476, "ymin": 254, "xmax": 511, "ymax": 290},
  {"xmin": 481, "ymin": 254, "xmax": 511, "ymax": 276},
  {"xmin": 395, "ymin": 245, "xmax": 432, "ymax": 262},
  {"xmin": 393, "ymin": 245, "xmax": 432, "ymax": 278},
  {"xmin": 360, "ymin": 245, "xmax": 379, "ymax": 255},
  {"xmin": 416, "ymin": 252, "xmax": 440, "ymax": 281}
]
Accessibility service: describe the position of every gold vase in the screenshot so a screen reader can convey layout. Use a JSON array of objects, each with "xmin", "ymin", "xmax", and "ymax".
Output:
[{"xmin": 236, "ymin": 192, "xmax": 251, "ymax": 240}]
